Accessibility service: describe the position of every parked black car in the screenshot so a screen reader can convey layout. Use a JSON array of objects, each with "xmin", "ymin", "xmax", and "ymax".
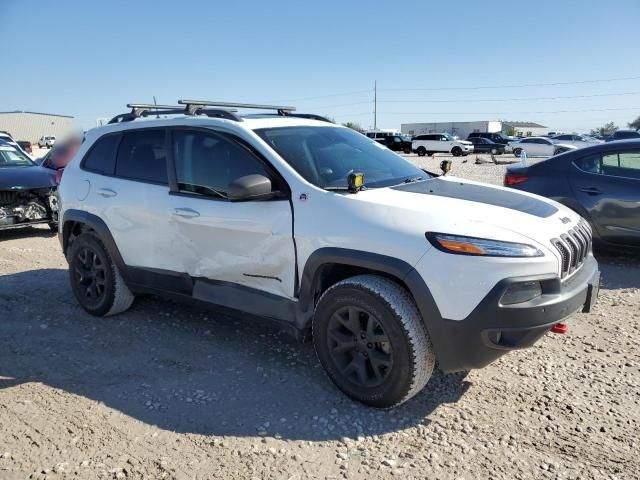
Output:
[
  {"xmin": 466, "ymin": 137, "xmax": 505, "ymax": 154},
  {"xmin": 368, "ymin": 133, "xmax": 412, "ymax": 154},
  {"xmin": 606, "ymin": 129, "xmax": 640, "ymax": 142},
  {"xmin": 0, "ymin": 141, "xmax": 58, "ymax": 231},
  {"xmin": 504, "ymin": 140, "xmax": 640, "ymax": 251},
  {"xmin": 467, "ymin": 132, "xmax": 514, "ymax": 145}
]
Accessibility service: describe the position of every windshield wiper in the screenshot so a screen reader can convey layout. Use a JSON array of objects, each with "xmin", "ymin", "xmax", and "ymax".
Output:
[
  {"xmin": 402, "ymin": 176, "xmax": 424, "ymax": 184},
  {"xmin": 323, "ymin": 186, "xmax": 367, "ymax": 192}
]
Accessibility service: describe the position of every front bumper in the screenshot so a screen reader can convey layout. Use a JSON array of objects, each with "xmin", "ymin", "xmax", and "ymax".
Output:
[{"xmin": 405, "ymin": 256, "xmax": 599, "ymax": 372}]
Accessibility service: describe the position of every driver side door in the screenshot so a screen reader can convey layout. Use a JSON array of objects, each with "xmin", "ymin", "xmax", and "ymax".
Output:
[{"xmin": 159, "ymin": 127, "xmax": 296, "ymax": 298}]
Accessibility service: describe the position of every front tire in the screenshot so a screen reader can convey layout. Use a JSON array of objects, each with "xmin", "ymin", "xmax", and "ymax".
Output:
[
  {"xmin": 313, "ymin": 275, "xmax": 435, "ymax": 408},
  {"xmin": 451, "ymin": 147, "xmax": 462, "ymax": 157},
  {"xmin": 68, "ymin": 233, "xmax": 135, "ymax": 317},
  {"xmin": 513, "ymin": 147, "xmax": 522, "ymax": 157}
]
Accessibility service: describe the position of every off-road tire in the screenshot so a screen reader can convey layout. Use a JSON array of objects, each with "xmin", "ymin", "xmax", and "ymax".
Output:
[
  {"xmin": 68, "ymin": 232, "xmax": 135, "ymax": 317},
  {"xmin": 313, "ymin": 274, "xmax": 435, "ymax": 408},
  {"xmin": 416, "ymin": 147, "xmax": 427, "ymax": 157}
]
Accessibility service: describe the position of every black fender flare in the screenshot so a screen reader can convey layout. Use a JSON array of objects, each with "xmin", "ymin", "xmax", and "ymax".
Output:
[
  {"xmin": 61, "ymin": 209, "xmax": 128, "ymax": 278},
  {"xmin": 296, "ymin": 247, "xmax": 445, "ymax": 346}
]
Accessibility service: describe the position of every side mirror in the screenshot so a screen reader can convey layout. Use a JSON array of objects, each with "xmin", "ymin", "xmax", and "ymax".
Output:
[{"xmin": 227, "ymin": 174, "xmax": 273, "ymax": 201}]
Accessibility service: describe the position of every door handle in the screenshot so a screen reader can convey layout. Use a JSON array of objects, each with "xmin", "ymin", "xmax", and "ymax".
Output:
[
  {"xmin": 97, "ymin": 188, "xmax": 117, "ymax": 198},
  {"xmin": 579, "ymin": 187, "xmax": 602, "ymax": 195},
  {"xmin": 173, "ymin": 208, "xmax": 200, "ymax": 219}
]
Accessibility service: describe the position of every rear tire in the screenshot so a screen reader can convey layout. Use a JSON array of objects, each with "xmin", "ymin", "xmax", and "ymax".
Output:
[
  {"xmin": 313, "ymin": 275, "xmax": 435, "ymax": 408},
  {"xmin": 68, "ymin": 232, "xmax": 135, "ymax": 317},
  {"xmin": 416, "ymin": 147, "xmax": 427, "ymax": 157}
]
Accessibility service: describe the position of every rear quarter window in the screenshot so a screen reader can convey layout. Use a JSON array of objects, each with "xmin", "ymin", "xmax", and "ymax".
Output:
[
  {"xmin": 115, "ymin": 129, "xmax": 168, "ymax": 184},
  {"xmin": 82, "ymin": 134, "xmax": 120, "ymax": 175}
]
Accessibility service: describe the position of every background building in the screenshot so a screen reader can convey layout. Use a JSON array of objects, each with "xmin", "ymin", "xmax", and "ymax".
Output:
[
  {"xmin": 0, "ymin": 111, "xmax": 76, "ymax": 143},
  {"xmin": 401, "ymin": 120, "xmax": 548, "ymax": 139}
]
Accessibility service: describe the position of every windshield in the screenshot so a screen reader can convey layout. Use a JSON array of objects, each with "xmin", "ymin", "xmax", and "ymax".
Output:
[
  {"xmin": 0, "ymin": 144, "xmax": 35, "ymax": 167},
  {"xmin": 442, "ymin": 133, "xmax": 454, "ymax": 141},
  {"xmin": 256, "ymin": 126, "xmax": 427, "ymax": 189}
]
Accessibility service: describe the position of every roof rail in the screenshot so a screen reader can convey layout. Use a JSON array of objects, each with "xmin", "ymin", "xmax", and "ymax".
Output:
[
  {"xmin": 108, "ymin": 103, "xmax": 242, "ymax": 124},
  {"xmin": 178, "ymin": 100, "xmax": 296, "ymax": 116}
]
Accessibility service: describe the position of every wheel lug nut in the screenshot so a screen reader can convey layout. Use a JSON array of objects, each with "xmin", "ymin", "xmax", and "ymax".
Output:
[{"xmin": 367, "ymin": 343, "xmax": 373, "ymax": 349}]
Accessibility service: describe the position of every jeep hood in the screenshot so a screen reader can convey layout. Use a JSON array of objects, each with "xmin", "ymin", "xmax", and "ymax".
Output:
[{"xmin": 351, "ymin": 176, "xmax": 581, "ymax": 248}]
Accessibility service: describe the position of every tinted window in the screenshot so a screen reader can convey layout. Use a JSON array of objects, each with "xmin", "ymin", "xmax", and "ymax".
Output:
[
  {"xmin": 82, "ymin": 134, "xmax": 120, "ymax": 175},
  {"xmin": 521, "ymin": 138, "xmax": 533, "ymax": 143},
  {"xmin": 615, "ymin": 131, "xmax": 640, "ymax": 139},
  {"xmin": 555, "ymin": 135, "xmax": 571, "ymax": 140},
  {"xmin": 115, "ymin": 130, "xmax": 167, "ymax": 183},
  {"xmin": 603, "ymin": 152, "xmax": 640, "ymax": 170},
  {"xmin": 575, "ymin": 150, "xmax": 640, "ymax": 178},
  {"xmin": 173, "ymin": 129, "xmax": 272, "ymax": 198}
]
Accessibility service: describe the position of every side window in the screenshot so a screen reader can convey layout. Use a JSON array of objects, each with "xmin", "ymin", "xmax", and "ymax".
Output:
[
  {"xmin": 574, "ymin": 154, "xmax": 602, "ymax": 174},
  {"xmin": 602, "ymin": 151, "xmax": 640, "ymax": 171},
  {"xmin": 82, "ymin": 134, "xmax": 120, "ymax": 175},
  {"xmin": 115, "ymin": 129, "xmax": 167, "ymax": 184},
  {"xmin": 172, "ymin": 129, "xmax": 273, "ymax": 198}
]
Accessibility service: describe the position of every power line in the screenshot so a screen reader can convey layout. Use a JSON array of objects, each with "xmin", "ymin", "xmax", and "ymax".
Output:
[
  {"xmin": 332, "ymin": 106, "xmax": 640, "ymax": 118},
  {"xmin": 377, "ymin": 107, "xmax": 640, "ymax": 115},
  {"xmin": 379, "ymin": 75, "xmax": 640, "ymax": 92},
  {"xmin": 379, "ymin": 91, "xmax": 640, "ymax": 104},
  {"xmin": 313, "ymin": 91, "xmax": 640, "ymax": 110},
  {"xmin": 268, "ymin": 89, "xmax": 371, "ymax": 103}
]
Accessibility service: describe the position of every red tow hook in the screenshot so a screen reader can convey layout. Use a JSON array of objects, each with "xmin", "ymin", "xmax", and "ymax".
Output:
[{"xmin": 550, "ymin": 322, "xmax": 569, "ymax": 334}]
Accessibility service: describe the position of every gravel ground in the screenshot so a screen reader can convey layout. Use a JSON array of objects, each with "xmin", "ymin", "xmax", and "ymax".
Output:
[{"xmin": 0, "ymin": 154, "xmax": 638, "ymax": 480}]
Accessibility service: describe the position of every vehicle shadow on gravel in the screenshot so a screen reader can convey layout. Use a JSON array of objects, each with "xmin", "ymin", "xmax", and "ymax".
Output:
[
  {"xmin": 0, "ymin": 268, "xmax": 471, "ymax": 442},
  {"xmin": 596, "ymin": 253, "xmax": 640, "ymax": 289},
  {"xmin": 0, "ymin": 226, "xmax": 56, "ymax": 241}
]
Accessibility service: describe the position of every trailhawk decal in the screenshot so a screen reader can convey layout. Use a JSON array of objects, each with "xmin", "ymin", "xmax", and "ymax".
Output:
[{"xmin": 392, "ymin": 178, "xmax": 558, "ymax": 218}]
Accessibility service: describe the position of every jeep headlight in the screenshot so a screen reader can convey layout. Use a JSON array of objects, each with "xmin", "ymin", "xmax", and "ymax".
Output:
[{"xmin": 426, "ymin": 233, "xmax": 543, "ymax": 257}]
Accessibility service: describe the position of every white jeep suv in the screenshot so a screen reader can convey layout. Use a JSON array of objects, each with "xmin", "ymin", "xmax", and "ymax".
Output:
[
  {"xmin": 412, "ymin": 133, "xmax": 473, "ymax": 157},
  {"xmin": 57, "ymin": 101, "xmax": 600, "ymax": 407}
]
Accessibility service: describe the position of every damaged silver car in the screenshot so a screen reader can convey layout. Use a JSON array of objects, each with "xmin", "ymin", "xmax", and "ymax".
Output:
[{"xmin": 0, "ymin": 142, "xmax": 58, "ymax": 232}]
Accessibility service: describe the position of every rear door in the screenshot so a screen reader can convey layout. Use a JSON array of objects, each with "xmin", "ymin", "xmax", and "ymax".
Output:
[
  {"xmin": 96, "ymin": 128, "xmax": 172, "ymax": 269},
  {"xmin": 161, "ymin": 127, "xmax": 296, "ymax": 298},
  {"xmin": 570, "ymin": 149, "xmax": 640, "ymax": 246}
]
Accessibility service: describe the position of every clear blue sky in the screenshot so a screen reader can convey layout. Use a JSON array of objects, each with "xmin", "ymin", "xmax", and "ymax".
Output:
[{"xmin": 2, "ymin": 0, "xmax": 639, "ymax": 133}]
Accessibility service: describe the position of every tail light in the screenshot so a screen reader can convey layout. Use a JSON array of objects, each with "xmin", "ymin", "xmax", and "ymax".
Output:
[
  {"xmin": 504, "ymin": 172, "xmax": 528, "ymax": 186},
  {"xmin": 55, "ymin": 168, "xmax": 65, "ymax": 185}
]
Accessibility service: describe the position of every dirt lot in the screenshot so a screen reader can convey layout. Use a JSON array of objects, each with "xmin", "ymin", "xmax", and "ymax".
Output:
[{"xmin": 1, "ymin": 155, "xmax": 639, "ymax": 480}]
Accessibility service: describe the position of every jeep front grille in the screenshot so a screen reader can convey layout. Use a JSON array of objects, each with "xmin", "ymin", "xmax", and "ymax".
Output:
[{"xmin": 552, "ymin": 220, "xmax": 592, "ymax": 279}]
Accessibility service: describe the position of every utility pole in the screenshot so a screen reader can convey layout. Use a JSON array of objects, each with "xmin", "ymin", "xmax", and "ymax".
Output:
[{"xmin": 373, "ymin": 80, "xmax": 377, "ymax": 130}]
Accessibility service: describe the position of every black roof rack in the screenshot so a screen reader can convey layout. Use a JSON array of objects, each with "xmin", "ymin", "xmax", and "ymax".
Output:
[
  {"xmin": 108, "ymin": 103, "xmax": 242, "ymax": 124},
  {"xmin": 178, "ymin": 100, "xmax": 296, "ymax": 116},
  {"xmin": 108, "ymin": 100, "xmax": 299, "ymax": 125}
]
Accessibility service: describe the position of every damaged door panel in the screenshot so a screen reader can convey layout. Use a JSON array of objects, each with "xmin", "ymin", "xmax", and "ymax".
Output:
[{"xmin": 158, "ymin": 198, "xmax": 296, "ymax": 298}]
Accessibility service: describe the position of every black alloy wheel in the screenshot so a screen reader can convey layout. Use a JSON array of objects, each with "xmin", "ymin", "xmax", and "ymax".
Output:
[
  {"xmin": 73, "ymin": 246, "xmax": 108, "ymax": 308},
  {"xmin": 326, "ymin": 305, "xmax": 393, "ymax": 388}
]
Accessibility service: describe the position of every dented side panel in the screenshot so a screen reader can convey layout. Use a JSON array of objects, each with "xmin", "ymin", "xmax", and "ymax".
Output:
[{"xmin": 157, "ymin": 196, "xmax": 296, "ymax": 298}]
